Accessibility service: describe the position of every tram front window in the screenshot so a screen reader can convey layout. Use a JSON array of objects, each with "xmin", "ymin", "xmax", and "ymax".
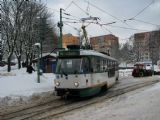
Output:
[{"xmin": 56, "ymin": 58, "xmax": 90, "ymax": 74}]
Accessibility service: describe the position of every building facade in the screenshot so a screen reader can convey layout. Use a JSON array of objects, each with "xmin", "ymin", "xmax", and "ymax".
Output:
[
  {"xmin": 133, "ymin": 30, "xmax": 160, "ymax": 64},
  {"xmin": 90, "ymin": 34, "xmax": 119, "ymax": 58},
  {"xmin": 133, "ymin": 32, "xmax": 150, "ymax": 62},
  {"xmin": 62, "ymin": 34, "xmax": 79, "ymax": 48}
]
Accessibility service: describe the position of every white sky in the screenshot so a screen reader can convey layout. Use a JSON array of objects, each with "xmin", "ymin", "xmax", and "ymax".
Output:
[{"xmin": 43, "ymin": 0, "xmax": 160, "ymax": 43}]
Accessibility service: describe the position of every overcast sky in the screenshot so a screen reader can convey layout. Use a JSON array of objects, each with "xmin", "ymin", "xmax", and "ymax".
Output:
[{"xmin": 43, "ymin": 0, "xmax": 160, "ymax": 43}]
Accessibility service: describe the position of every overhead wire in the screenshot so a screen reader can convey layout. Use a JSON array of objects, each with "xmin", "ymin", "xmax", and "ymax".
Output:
[
  {"xmin": 122, "ymin": 0, "xmax": 156, "ymax": 28},
  {"xmin": 47, "ymin": 6, "xmax": 81, "ymax": 20},
  {"xmin": 132, "ymin": 18, "xmax": 160, "ymax": 26},
  {"xmin": 86, "ymin": 0, "xmax": 90, "ymax": 13},
  {"xmin": 63, "ymin": 12, "xmax": 82, "ymax": 20},
  {"xmin": 72, "ymin": 1, "xmax": 90, "ymax": 16},
  {"xmin": 64, "ymin": 0, "xmax": 158, "ymax": 32},
  {"xmin": 64, "ymin": 22, "xmax": 93, "ymax": 38},
  {"xmin": 83, "ymin": 0, "xmax": 120, "ymax": 21},
  {"xmin": 62, "ymin": 16, "xmax": 80, "ymax": 21},
  {"xmin": 47, "ymin": 0, "xmax": 158, "ymax": 39},
  {"xmin": 132, "ymin": 0, "xmax": 155, "ymax": 19},
  {"xmin": 64, "ymin": 22, "xmax": 80, "ymax": 32},
  {"xmin": 63, "ymin": 21, "xmax": 80, "ymax": 23},
  {"xmin": 64, "ymin": 1, "xmax": 74, "ymax": 11},
  {"xmin": 100, "ymin": 25, "xmax": 113, "ymax": 34},
  {"xmin": 108, "ymin": 25, "xmax": 149, "ymax": 31},
  {"xmin": 83, "ymin": 0, "xmax": 139, "ymax": 30}
]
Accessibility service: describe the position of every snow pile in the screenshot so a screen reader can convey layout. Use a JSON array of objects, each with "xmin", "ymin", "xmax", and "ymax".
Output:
[
  {"xmin": 119, "ymin": 69, "xmax": 133, "ymax": 77},
  {"xmin": 0, "ymin": 65, "xmax": 55, "ymax": 106}
]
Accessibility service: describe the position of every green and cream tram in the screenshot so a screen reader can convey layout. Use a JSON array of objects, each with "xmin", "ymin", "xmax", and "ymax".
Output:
[{"xmin": 54, "ymin": 47, "xmax": 119, "ymax": 97}]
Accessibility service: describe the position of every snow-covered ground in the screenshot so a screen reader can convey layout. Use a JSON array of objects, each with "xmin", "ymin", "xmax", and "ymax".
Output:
[
  {"xmin": 55, "ymin": 82, "xmax": 160, "ymax": 120},
  {"xmin": 0, "ymin": 65, "xmax": 55, "ymax": 105},
  {"xmin": 0, "ymin": 65, "xmax": 160, "ymax": 116},
  {"xmin": 0, "ymin": 66, "xmax": 133, "ymax": 99},
  {"xmin": 119, "ymin": 69, "xmax": 133, "ymax": 78}
]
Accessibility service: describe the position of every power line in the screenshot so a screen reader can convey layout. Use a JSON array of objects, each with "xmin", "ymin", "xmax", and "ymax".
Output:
[
  {"xmin": 133, "ymin": 19, "xmax": 160, "ymax": 26},
  {"xmin": 108, "ymin": 25, "xmax": 149, "ymax": 31},
  {"xmin": 83, "ymin": 0, "xmax": 123, "ymax": 23},
  {"xmin": 64, "ymin": 1, "xmax": 74, "ymax": 10},
  {"xmin": 72, "ymin": 1, "xmax": 90, "ymax": 16},
  {"xmin": 83, "ymin": 0, "xmax": 138, "ymax": 30},
  {"xmin": 86, "ymin": 0, "xmax": 90, "ymax": 13},
  {"xmin": 64, "ymin": 22, "xmax": 80, "ymax": 32},
  {"xmin": 62, "ymin": 16, "xmax": 80, "ymax": 21},
  {"xmin": 132, "ymin": 0, "xmax": 155, "ymax": 19},
  {"xmin": 47, "ymin": 6, "xmax": 82, "ymax": 21},
  {"xmin": 123, "ymin": 17, "xmax": 160, "ymax": 27},
  {"xmin": 63, "ymin": 21, "xmax": 79, "ymax": 23},
  {"xmin": 100, "ymin": 25, "xmax": 113, "ymax": 34},
  {"xmin": 63, "ymin": 12, "xmax": 81, "ymax": 20}
]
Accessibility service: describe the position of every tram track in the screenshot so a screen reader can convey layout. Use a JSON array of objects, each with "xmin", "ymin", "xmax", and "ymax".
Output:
[{"xmin": 0, "ymin": 78, "xmax": 159, "ymax": 120}]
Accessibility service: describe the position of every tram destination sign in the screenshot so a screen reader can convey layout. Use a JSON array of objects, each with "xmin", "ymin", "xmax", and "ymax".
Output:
[{"xmin": 59, "ymin": 51, "xmax": 80, "ymax": 57}]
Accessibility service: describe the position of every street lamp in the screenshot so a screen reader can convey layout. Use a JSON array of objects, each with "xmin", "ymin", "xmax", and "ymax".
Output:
[{"xmin": 34, "ymin": 43, "xmax": 41, "ymax": 83}]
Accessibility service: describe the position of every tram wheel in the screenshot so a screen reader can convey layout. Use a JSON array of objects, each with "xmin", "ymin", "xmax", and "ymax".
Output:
[{"xmin": 101, "ymin": 84, "xmax": 108, "ymax": 92}]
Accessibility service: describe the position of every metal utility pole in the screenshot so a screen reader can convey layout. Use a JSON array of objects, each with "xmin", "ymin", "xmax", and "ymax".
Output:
[
  {"xmin": 58, "ymin": 8, "xmax": 63, "ymax": 48},
  {"xmin": 37, "ymin": 46, "xmax": 40, "ymax": 83},
  {"xmin": 34, "ymin": 43, "xmax": 41, "ymax": 83},
  {"xmin": 40, "ymin": 16, "xmax": 46, "ymax": 72}
]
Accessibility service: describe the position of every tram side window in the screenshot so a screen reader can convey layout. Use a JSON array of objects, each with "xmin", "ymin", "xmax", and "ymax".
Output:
[
  {"xmin": 100, "ymin": 59, "xmax": 104, "ymax": 72},
  {"xmin": 91, "ymin": 57, "xmax": 101, "ymax": 73},
  {"xmin": 81, "ymin": 57, "xmax": 90, "ymax": 73},
  {"xmin": 91, "ymin": 57, "xmax": 95, "ymax": 72},
  {"xmin": 107, "ymin": 60, "xmax": 110, "ymax": 68},
  {"xmin": 96, "ymin": 57, "xmax": 101, "ymax": 72},
  {"xmin": 103, "ymin": 59, "xmax": 107, "ymax": 72}
]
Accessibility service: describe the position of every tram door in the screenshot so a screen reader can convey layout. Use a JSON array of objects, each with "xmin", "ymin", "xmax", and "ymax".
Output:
[{"xmin": 107, "ymin": 60, "xmax": 116, "ymax": 86}]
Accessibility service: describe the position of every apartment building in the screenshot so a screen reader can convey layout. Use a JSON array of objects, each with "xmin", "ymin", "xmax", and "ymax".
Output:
[
  {"xmin": 90, "ymin": 34, "xmax": 119, "ymax": 58},
  {"xmin": 62, "ymin": 34, "xmax": 79, "ymax": 48},
  {"xmin": 133, "ymin": 30, "xmax": 160, "ymax": 64}
]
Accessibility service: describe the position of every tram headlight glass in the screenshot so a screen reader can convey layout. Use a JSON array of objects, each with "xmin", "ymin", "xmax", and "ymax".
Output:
[
  {"xmin": 55, "ymin": 82, "xmax": 60, "ymax": 86},
  {"xmin": 74, "ymin": 82, "xmax": 79, "ymax": 87}
]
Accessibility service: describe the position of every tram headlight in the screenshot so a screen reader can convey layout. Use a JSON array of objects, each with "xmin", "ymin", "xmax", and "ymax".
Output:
[
  {"xmin": 55, "ymin": 82, "xmax": 60, "ymax": 86},
  {"xmin": 74, "ymin": 82, "xmax": 79, "ymax": 87}
]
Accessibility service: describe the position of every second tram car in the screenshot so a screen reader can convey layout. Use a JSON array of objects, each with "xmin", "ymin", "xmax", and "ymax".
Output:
[{"xmin": 54, "ymin": 46, "xmax": 119, "ymax": 97}]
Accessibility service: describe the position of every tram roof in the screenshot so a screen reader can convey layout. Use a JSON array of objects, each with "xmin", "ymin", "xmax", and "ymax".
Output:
[
  {"xmin": 80, "ymin": 49, "xmax": 117, "ymax": 61},
  {"xmin": 58, "ymin": 49, "xmax": 116, "ymax": 61}
]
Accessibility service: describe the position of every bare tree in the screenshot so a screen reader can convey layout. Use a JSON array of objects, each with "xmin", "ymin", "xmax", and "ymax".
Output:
[
  {"xmin": 20, "ymin": 1, "xmax": 45, "ymax": 66},
  {"xmin": 1, "ymin": 0, "xmax": 26, "ymax": 72},
  {"xmin": 119, "ymin": 42, "xmax": 134, "ymax": 63},
  {"xmin": 1, "ymin": 0, "xmax": 58, "ymax": 71}
]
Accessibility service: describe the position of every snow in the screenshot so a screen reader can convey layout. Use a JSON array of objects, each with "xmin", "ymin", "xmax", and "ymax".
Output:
[
  {"xmin": 0, "ymin": 66, "xmax": 133, "ymax": 99},
  {"xmin": 0, "ymin": 65, "xmax": 55, "ymax": 105},
  {"xmin": 119, "ymin": 69, "xmax": 133, "ymax": 77},
  {"xmin": 1, "ymin": 64, "xmax": 160, "ymax": 119},
  {"xmin": 55, "ymin": 81, "xmax": 160, "ymax": 120}
]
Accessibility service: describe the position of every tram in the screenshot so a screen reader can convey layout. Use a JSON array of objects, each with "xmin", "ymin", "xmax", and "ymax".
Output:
[{"xmin": 54, "ymin": 45, "xmax": 119, "ymax": 97}]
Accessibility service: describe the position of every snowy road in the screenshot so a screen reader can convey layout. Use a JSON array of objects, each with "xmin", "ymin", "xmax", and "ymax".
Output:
[
  {"xmin": 53, "ymin": 78, "xmax": 160, "ymax": 120},
  {"xmin": 1, "ymin": 65, "xmax": 160, "ymax": 120}
]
